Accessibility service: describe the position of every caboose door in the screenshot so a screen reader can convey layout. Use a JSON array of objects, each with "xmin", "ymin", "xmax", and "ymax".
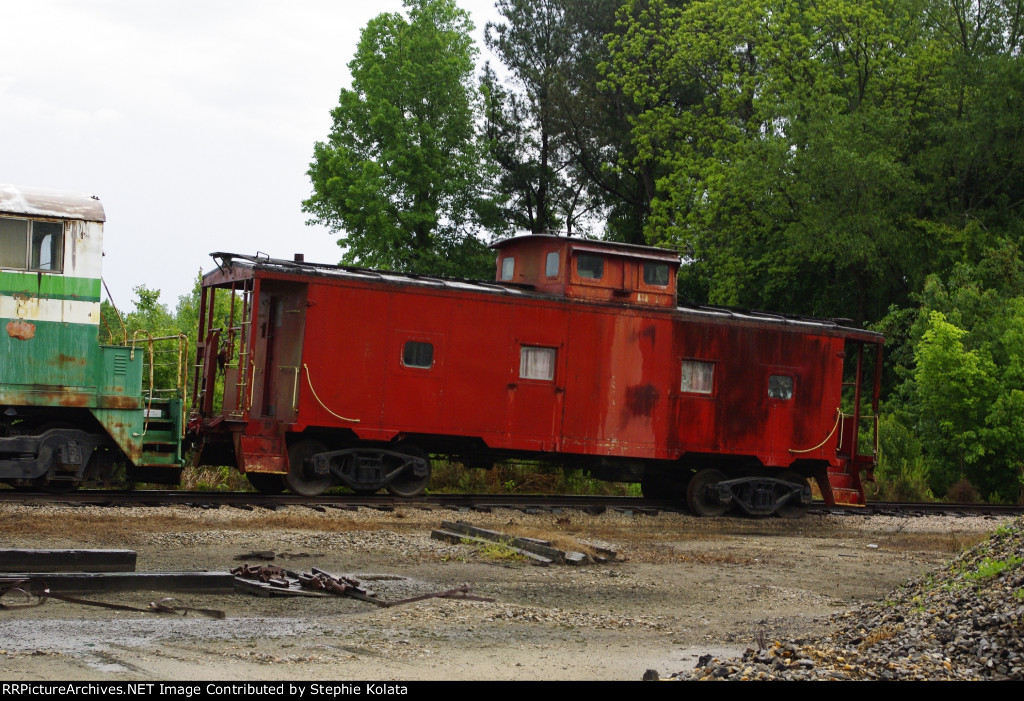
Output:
[
  {"xmin": 254, "ymin": 281, "xmax": 307, "ymax": 422},
  {"xmin": 503, "ymin": 300, "xmax": 569, "ymax": 450}
]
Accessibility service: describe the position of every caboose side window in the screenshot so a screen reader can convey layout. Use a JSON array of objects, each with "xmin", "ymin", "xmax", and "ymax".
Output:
[
  {"xmin": 642, "ymin": 262, "xmax": 669, "ymax": 287},
  {"xmin": 402, "ymin": 341, "xmax": 434, "ymax": 369},
  {"xmin": 545, "ymin": 251, "xmax": 560, "ymax": 278},
  {"xmin": 576, "ymin": 253, "xmax": 604, "ymax": 280},
  {"xmin": 0, "ymin": 218, "xmax": 63, "ymax": 272},
  {"xmin": 500, "ymin": 256, "xmax": 515, "ymax": 281},
  {"xmin": 681, "ymin": 360, "xmax": 714, "ymax": 394},
  {"xmin": 768, "ymin": 375, "xmax": 794, "ymax": 400},
  {"xmin": 520, "ymin": 346, "xmax": 556, "ymax": 381}
]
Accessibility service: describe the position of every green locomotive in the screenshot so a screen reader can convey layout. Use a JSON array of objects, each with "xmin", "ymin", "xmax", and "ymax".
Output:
[{"xmin": 0, "ymin": 184, "xmax": 184, "ymax": 489}]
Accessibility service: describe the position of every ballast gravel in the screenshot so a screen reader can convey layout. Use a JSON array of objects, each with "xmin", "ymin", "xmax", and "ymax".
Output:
[{"xmin": 676, "ymin": 517, "xmax": 1024, "ymax": 681}]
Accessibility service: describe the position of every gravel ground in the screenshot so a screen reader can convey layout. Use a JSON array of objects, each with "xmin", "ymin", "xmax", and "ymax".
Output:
[
  {"xmin": 0, "ymin": 501, "xmax": 1016, "ymax": 681},
  {"xmin": 678, "ymin": 516, "xmax": 1024, "ymax": 681}
]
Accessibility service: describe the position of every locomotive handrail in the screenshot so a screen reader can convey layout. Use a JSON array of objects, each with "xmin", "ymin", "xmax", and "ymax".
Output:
[
  {"xmin": 130, "ymin": 332, "xmax": 188, "ymax": 438},
  {"xmin": 101, "ymin": 276, "xmax": 129, "ymax": 345},
  {"xmin": 303, "ymin": 363, "xmax": 360, "ymax": 423},
  {"xmin": 130, "ymin": 330, "xmax": 155, "ymax": 438}
]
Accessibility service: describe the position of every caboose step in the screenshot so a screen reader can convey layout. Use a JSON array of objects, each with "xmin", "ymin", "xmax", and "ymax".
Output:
[{"xmin": 829, "ymin": 487, "xmax": 865, "ymax": 506}]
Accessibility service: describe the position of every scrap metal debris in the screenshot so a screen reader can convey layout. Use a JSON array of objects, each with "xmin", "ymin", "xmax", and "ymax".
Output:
[
  {"xmin": 231, "ymin": 564, "xmax": 493, "ymax": 606},
  {"xmin": 299, "ymin": 567, "xmax": 385, "ymax": 606},
  {"xmin": 0, "ymin": 578, "xmax": 224, "ymax": 618}
]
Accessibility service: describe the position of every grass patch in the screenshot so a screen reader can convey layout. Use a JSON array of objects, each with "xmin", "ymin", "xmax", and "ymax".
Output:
[
  {"xmin": 964, "ymin": 555, "xmax": 1023, "ymax": 582},
  {"xmin": 472, "ymin": 540, "xmax": 528, "ymax": 563},
  {"xmin": 178, "ymin": 465, "xmax": 254, "ymax": 492},
  {"xmin": 428, "ymin": 460, "xmax": 641, "ymax": 497}
]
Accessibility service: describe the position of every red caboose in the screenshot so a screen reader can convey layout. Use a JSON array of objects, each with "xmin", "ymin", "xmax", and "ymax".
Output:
[{"xmin": 190, "ymin": 236, "xmax": 882, "ymax": 516}]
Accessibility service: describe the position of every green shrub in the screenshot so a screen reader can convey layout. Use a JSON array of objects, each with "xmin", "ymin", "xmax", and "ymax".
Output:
[{"xmin": 874, "ymin": 414, "xmax": 934, "ymax": 502}]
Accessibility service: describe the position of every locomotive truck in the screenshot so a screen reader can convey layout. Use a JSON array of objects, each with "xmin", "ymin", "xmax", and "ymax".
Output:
[{"xmin": 1, "ymin": 184, "xmax": 883, "ymax": 516}]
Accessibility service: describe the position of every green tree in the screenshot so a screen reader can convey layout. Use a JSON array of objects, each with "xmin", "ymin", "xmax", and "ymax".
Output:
[
  {"xmin": 890, "ymin": 242, "xmax": 1024, "ymax": 501},
  {"xmin": 562, "ymin": 0, "xmax": 672, "ymax": 245},
  {"xmin": 304, "ymin": 0, "xmax": 497, "ymax": 279},
  {"xmin": 483, "ymin": 0, "xmax": 576, "ymax": 234},
  {"xmin": 606, "ymin": 0, "xmax": 946, "ymax": 319},
  {"xmin": 483, "ymin": 0, "xmax": 668, "ymax": 243}
]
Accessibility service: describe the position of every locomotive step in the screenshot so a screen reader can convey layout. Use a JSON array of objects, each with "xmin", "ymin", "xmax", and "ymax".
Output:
[
  {"xmin": 141, "ymin": 430, "xmax": 178, "ymax": 443},
  {"xmin": 138, "ymin": 453, "xmax": 184, "ymax": 467}
]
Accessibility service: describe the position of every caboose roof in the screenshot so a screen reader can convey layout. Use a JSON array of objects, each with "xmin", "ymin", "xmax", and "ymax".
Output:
[
  {"xmin": 491, "ymin": 234, "xmax": 681, "ymax": 264},
  {"xmin": 0, "ymin": 184, "xmax": 106, "ymax": 222},
  {"xmin": 206, "ymin": 252, "xmax": 883, "ymax": 343}
]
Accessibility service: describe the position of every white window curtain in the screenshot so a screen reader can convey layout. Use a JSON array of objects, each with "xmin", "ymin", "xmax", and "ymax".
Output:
[{"xmin": 520, "ymin": 346, "xmax": 556, "ymax": 381}]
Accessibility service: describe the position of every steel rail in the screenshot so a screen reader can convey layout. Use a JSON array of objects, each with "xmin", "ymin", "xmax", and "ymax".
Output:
[{"xmin": 0, "ymin": 489, "xmax": 1021, "ymax": 518}]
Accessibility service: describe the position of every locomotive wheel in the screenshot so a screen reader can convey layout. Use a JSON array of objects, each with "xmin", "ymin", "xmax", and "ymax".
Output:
[
  {"xmin": 386, "ymin": 447, "xmax": 431, "ymax": 497},
  {"xmin": 285, "ymin": 440, "xmax": 332, "ymax": 496},
  {"xmin": 686, "ymin": 468, "xmax": 727, "ymax": 517},
  {"xmin": 776, "ymin": 473, "xmax": 810, "ymax": 519},
  {"xmin": 35, "ymin": 422, "xmax": 84, "ymax": 493},
  {"xmin": 247, "ymin": 472, "xmax": 285, "ymax": 495}
]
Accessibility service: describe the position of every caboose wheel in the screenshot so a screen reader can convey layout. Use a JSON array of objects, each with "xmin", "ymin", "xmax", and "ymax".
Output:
[
  {"xmin": 247, "ymin": 472, "xmax": 285, "ymax": 494},
  {"xmin": 285, "ymin": 440, "xmax": 332, "ymax": 496},
  {"xmin": 386, "ymin": 447, "xmax": 431, "ymax": 497},
  {"xmin": 776, "ymin": 474, "xmax": 810, "ymax": 519},
  {"xmin": 686, "ymin": 468, "xmax": 727, "ymax": 517}
]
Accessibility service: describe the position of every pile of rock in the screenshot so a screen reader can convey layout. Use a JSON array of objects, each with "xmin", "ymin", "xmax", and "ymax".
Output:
[{"xmin": 675, "ymin": 517, "xmax": 1024, "ymax": 681}]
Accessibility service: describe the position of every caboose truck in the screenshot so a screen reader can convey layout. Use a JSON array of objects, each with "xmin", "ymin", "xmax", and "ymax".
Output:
[
  {"xmin": 0, "ymin": 185, "xmax": 185, "ymax": 489},
  {"xmin": 191, "ymin": 235, "xmax": 883, "ymax": 516}
]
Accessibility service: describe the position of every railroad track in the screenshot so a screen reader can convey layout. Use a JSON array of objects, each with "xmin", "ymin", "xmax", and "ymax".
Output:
[{"xmin": 1, "ymin": 489, "xmax": 1021, "ymax": 518}]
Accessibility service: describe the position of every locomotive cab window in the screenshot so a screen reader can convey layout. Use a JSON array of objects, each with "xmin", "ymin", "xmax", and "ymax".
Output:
[
  {"xmin": 500, "ymin": 256, "xmax": 515, "ymax": 281},
  {"xmin": 681, "ymin": 360, "xmax": 714, "ymax": 394},
  {"xmin": 575, "ymin": 253, "xmax": 604, "ymax": 280},
  {"xmin": 0, "ymin": 217, "xmax": 63, "ymax": 272},
  {"xmin": 402, "ymin": 341, "xmax": 434, "ymax": 369},
  {"xmin": 768, "ymin": 375, "xmax": 794, "ymax": 400},
  {"xmin": 520, "ymin": 346, "xmax": 556, "ymax": 381}
]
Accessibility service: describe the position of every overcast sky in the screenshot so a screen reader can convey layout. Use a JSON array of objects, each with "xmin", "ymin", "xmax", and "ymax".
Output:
[{"xmin": 2, "ymin": 1, "xmax": 502, "ymax": 309}]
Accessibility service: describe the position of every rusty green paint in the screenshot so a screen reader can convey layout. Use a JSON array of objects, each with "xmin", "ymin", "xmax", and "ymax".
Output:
[
  {"xmin": 1, "ymin": 318, "xmax": 99, "ymax": 388},
  {"xmin": 0, "ymin": 271, "xmax": 101, "ymax": 301}
]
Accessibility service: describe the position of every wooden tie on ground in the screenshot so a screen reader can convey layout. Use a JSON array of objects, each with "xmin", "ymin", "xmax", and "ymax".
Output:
[{"xmin": 430, "ymin": 520, "xmax": 617, "ymax": 565}]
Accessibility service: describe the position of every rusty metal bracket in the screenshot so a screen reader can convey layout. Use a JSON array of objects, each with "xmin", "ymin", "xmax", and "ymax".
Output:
[{"xmin": 0, "ymin": 578, "xmax": 224, "ymax": 618}]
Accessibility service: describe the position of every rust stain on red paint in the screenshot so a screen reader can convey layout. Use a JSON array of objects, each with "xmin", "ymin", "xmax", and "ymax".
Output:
[
  {"xmin": 626, "ymin": 384, "xmax": 660, "ymax": 416},
  {"xmin": 6, "ymin": 319, "xmax": 35, "ymax": 340}
]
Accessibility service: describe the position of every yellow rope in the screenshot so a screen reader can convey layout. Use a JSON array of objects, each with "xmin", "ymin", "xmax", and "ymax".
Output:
[
  {"xmin": 789, "ymin": 408, "xmax": 841, "ymax": 454},
  {"xmin": 303, "ymin": 363, "xmax": 360, "ymax": 423}
]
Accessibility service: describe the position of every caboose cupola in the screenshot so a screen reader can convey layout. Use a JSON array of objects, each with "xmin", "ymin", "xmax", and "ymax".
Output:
[{"xmin": 490, "ymin": 235, "xmax": 680, "ymax": 308}]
